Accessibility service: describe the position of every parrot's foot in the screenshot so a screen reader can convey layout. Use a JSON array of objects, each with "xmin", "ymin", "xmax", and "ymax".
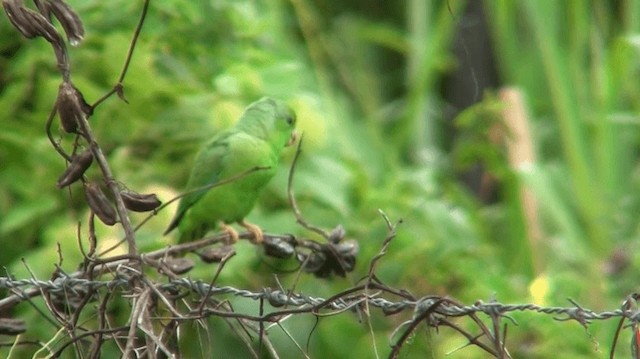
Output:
[
  {"xmin": 219, "ymin": 222, "xmax": 240, "ymax": 243},
  {"xmin": 239, "ymin": 219, "xmax": 264, "ymax": 244}
]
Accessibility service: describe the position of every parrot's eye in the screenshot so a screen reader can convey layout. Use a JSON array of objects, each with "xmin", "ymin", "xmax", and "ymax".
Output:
[{"xmin": 285, "ymin": 116, "xmax": 294, "ymax": 126}]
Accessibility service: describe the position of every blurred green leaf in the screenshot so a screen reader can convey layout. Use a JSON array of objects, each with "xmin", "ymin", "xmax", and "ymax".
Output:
[{"xmin": 0, "ymin": 196, "xmax": 57, "ymax": 236}]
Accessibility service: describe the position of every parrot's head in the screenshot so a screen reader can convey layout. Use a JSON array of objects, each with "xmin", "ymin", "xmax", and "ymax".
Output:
[{"xmin": 237, "ymin": 97, "xmax": 297, "ymax": 150}]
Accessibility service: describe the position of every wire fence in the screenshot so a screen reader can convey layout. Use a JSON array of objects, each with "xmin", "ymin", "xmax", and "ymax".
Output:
[
  {"xmin": 2, "ymin": 259, "xmax": 640, "ymax": 359},
  {"xmin": 1, "ymin": 274, "xmax": 636, "ymax": 322}
]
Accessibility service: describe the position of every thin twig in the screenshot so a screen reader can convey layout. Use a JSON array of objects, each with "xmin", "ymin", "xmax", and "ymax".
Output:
[
  {"xmin": 197, "ymin": 249, "xmax": 236, "ymax": 314},
  {"xmin": 286, "ymin": 134, "xmax": 329, "ymax": 238},
  {"xmin": 389, "ymin": 298, "xmax": 446, "ymax": 359},
  {"xmin": 123, "ymin": 286, "xmax": 150, "ymax": 358},
  {"xmin": 91, "ymin": 0, "xmax": 150, "ymax": 109},
  {"xmin": 364, "ymin": 210, "xmax": 400, "ymax": 358},
  {"xmin": 45, "ymin": 104, "xmax": 72, "ymax": 161}
]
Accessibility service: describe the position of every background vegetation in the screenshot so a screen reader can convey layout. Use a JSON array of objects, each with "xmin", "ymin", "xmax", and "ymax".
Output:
[{"xmin": 2, "ymin": 0, "xmax": 640, "ymax": 357}]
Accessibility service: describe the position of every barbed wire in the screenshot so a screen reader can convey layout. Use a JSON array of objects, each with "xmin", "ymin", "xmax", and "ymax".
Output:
[
  {"xmin": 3, "ymin": 265, "xmax": 640, "ymax": 358},
  {"xmin": 1, "ymin": 274, "xmax": 636, "ymax": 323}
]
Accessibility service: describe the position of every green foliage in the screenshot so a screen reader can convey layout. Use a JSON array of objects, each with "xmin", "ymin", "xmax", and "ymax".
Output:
[{"xmin": 2, "ymin": 0, "xmax": 640, "ymax": 357}]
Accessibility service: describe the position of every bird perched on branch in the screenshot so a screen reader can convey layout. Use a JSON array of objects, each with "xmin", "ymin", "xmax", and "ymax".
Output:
[{"xmin": 164, "ymin": 97, "xmax": 297, "ymax": 244}]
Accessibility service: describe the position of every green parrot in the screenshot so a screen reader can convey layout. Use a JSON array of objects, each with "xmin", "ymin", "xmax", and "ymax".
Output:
[{"xmin": 164, "ymin": 97, "xmax": 297, "ymax": 244}]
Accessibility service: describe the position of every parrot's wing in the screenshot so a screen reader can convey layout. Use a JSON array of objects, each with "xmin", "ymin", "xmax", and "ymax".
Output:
[{"xmin": 164, "ymin": 131, "xmax": 234, "ymax": 235}]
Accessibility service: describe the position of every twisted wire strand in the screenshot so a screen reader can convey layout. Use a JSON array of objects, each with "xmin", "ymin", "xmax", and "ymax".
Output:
[{"xmin": 0, "ymin": 276, "xmax": 633, "ymax": 324}]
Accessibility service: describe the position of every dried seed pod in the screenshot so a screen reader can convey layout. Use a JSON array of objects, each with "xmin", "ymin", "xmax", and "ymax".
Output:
[
  {"xmin": 84, "ymin": 182, "xmax": 117, "ymax": 226},
  {"xmin": 334, "ymin": 240, "xmax": 358, "ymax": 273},
  {"xmin": 33, "ymin": 0, "xmax": 52, "ymax": 17},
  {"xmin": 56, "ymin": 149, "xmax": 93, "ymax": 188},
  {"xmin": 26, "ymin": 7, "xmax": 61, "ymax": 45},
  {"xmin": 166, "ymin": 257, "xmax": 194, "ymax": 275},
  {"xmin": 56, "ymin": 81, "xmax": 80, "ymax": 133},
  {"xmin": 263, "ymin": 237, "xmax": 294, "ymax": 259},
  {"xmin": 120, "ymin": 191, "xmax": 162, "ymax": 212},
  {"xmin": 35, "ymin": 0, "xmax": 84, "ymax": 46},
  {"xmin": 56, "ymin": 81, "xmax": 91, "ymax": 133},
  {"xmin": 198, "ymin": 245, "xmax": 235, "ymax": 263},
  {"xmin": 3, "ymin": 0, "xmax": 61, "ymax": 44},
  {"xmin": 297, "ymin": 251, "xmax": 325, "ymax": 274},
  {"xmin": 297, "ymin": 240, "xmax": 359, "ymax": 278},
  {"xmin": 3, "ymin": 0, "xmax": 36, "ymax": 38},
  {"xmin": 328, "ymin": 224, "xmax": 346, "ymax": 243}
]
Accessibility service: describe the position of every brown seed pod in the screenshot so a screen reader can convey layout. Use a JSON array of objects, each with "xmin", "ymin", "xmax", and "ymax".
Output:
[
  {"xmin": 26, "ymin": 7, "xmax": 61, "ymax": 45},
  {"xmin": 120, "ymin": 191, "xmax": 162, "ymax": 212},
  {"xmin": 166, "ymin": 257, "xmax": 194, "ymax": 275},
  {"xmin": 3, "ymin": 0, "xmax": 62, "ymax": 44},
  {"xmin": 35, "ymin": 0, "xmax": 85, "ymax": 46},
  {"xmin": 84, "ymin": 182, "xmax": 117, "ymax": 226},
  {"xmin": 263, "ymin": 237, "xmax": 294, "ymax": 259},
  {"xmin": 327, "ymin": 224, "xmax": 346, "ymax": 243},
  {"xmin": 56, "ymin": 82, "xmax": 81, "ymax": 133},
  {"xmin": 198, "ymin": 245, "xmax": 235, "ymax": 263},
  {"xmin": 56, "ymin": 149, "xmax": 93, "ymax": 188},
  {"xmin": 3, "ymin": 0, "xmax": 39, "ymax": 38},
  {"xmin": 56, "ymin": 81, "xmax": 91, "ymax": 133}
]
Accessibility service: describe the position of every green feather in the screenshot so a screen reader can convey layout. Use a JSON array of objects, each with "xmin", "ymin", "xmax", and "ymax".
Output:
[{"xmin": 165, "ymin": 97, "xmax": 297, "ymax": 242}]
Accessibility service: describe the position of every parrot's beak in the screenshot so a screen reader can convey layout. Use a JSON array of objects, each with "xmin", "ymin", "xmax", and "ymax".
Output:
[{"xmin": 286, "ymin": 130, "xmax": 298, "ymax": 146}]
